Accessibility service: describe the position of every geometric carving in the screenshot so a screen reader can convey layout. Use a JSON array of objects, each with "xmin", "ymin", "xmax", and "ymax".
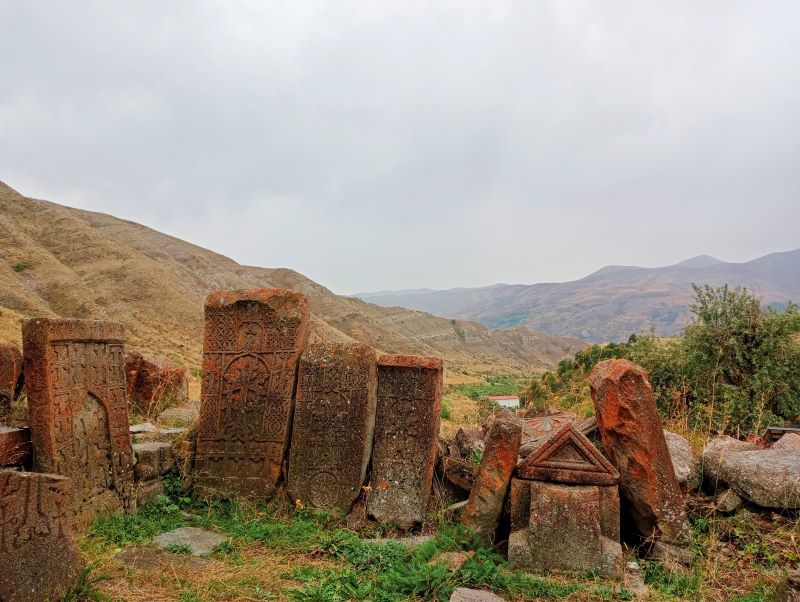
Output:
[
  {"xmin": 287, "ymin": 342, "xmax": 377, "ymax": 511},
  {"xmin": 0, "ymin": 470, "xmax": 83, "ymax": 602},
  {"xmin": 523, "ymin": 412, "xmax": 577, "ymax": 438},
  {"xmin": 516, "ymin": 424, "xmax": 620, "ymax": 486},
  {"xmin": 195, "ymin": 289, "xmax": 310, "ymax": 500},
  {"xmin": 367, "ymin": 354, "xmax": 443, "ymax": 528},
  {"xmin": 22, "ymin": 318, "xmax": 134, "ymax": 525}
]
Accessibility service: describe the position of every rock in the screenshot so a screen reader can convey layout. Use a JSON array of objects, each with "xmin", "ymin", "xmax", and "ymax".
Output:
[
  {"xmin": 117, "ymin": 546, "xmax": 212, "ymax": 571},
  {"xmin": 0, "ymin": 341, "xmax": 23, "ymax": 413},
  {"xmin": 773, "ymin": 433, "xmax": 800, "ymax": 451},
  {"xmin": 716, "ymin": 443, "xmax": 800, "ymax": 508},
  {"xmin": 0, "ymin": 471, "xmax": 83, "ymax": 602},
  {"xmin": 125, "ymin": 350, "xmax": 189, "ymax": 416},
  {"xmin": 153, "ymin": 527, "xmax": 228, "ymax": 555},
  {"xmin": 288, "ymin": 342, "xmax": 378, "ymax": 511},
  {"xmin": 130, "ymin": 422, "xmax": 158, "ymax": 434},
  {"xmin": 0, "ymin": 426, "xmax": 31, "ymax": 467},
  {"xmin": 624, "ymin": 561, "xmax": 650, "ymax": 598},
  {"xmin": 135, "ymin": 480, "xmax": 165, "ymax": 506},
  {"xmin": 777, "ymin": 568, "xmax": 800, "ymax": 602},
  {"xmin": 157, "ymin": 400, "xmax": 200, "ymax": 426},
  {"xmin": 664, "ymin": 430, "xmax": 701, "ymax": 491},
  {"xmin": 131, "ymin": 425, "xmax": 188, "ymax": 443},
  {"xmin": 133, "ymin": 441, "xmax": 174, "ymax": 481},
  {"xmin": 523, "ymin": 412, "xmax": 577, "ymax": 439},
  {"xmin": 442, "ymin": 456, "xmax": 475, "ymax": 491},
  {"xmin": 463, "ymin": 415, "xmax": 522, "ymax": 545},
  {"xmin": 430, "ymin": 551, "xmax": 474, "ymax": 572},
  {"xmin": 195, "ymin": 289, "xmax": 310, "ymax": 500},
  {"xmin": 650, "ymin": 541, "xmax": 695, "ymax": 566},
  {"xmin": 369, "ymin": 534, "xmax": 434, "ymax": 548},
  {"xmin": 714, "ymin": 488, "xmax": 742, "ymax": 513},
  {"xmin": 701, "ymin": 435, "xmax": 759, "ymax": 490},
  {"xmin": 455, "ymin": 427, "xmax": 485, "ymax": 457},
  {"xmin": 450, "ymin": 588, "xmax": 506, "ymax": 602},
  {"xmin": 23, "ymin": 318, "xmax": 135, "ymax": 525},
  {"xmin": 367, "ymin": 354, "xmax": 443, "ymax": 528},
  {"xmin": 589, "ymin": 360, "xmax": 691, "ymax": 550}
]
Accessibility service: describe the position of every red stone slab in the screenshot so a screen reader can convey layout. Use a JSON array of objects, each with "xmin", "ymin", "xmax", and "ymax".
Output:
[
  {"xmin": 367, "ymin": 354, "xmax": 443, "ymax": 528},
  {"xmin": 23, "ymin": 318, "xmax": 134, "ymax": 524},
  {"xmin": 195, "ymin": 289, "xmax": 310, "ymax": 500},
  {"xmin": 0, "ymin": 426, "xmax": 31, "ymax": 467},
  {"xmin": 0, "ymin": 470, "xmax": 83, "ymax": 602}
]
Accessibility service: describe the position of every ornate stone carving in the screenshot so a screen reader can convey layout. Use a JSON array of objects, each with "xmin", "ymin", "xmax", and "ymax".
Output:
[
  {"xmin": 195, "ymin": 289, "xmax": 310, "ymax": 500},
  {"xmin": 23, "ymin": 319, "xmax": 134, "ymax": 525}
]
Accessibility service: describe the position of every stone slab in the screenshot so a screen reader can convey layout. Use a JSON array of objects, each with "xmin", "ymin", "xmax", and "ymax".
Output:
[
  {"xmin": 0, "ymin": 426, "xmax": 31, "ymax": 467},
  {"xmin": 195, "ymin": 288, "xmax": 310, "ymax": 500},
  {"xmin": 450, "ymin": 588, "xmax": 506, "ymax": 602},
  {"xmin": 287, "ymin": 342, "xmax": 377, "ymax": 511},
  {"xmin": 133, "ymin": 441, "xmax": 174, "ymax": 481},
  {"xmin": 153, "ymin": 526, "xmax": 228, "ymax": 556}
]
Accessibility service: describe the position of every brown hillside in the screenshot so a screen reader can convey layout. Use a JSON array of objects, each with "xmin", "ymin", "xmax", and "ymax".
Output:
[{"xmin": 0, "ymin": 181, "xmax": 585, "ymax": 375}]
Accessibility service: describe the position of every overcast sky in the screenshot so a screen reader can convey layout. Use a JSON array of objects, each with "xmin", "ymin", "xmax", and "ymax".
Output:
[{"xmin": 1, "ymin": 2, "xmax": 798, "ymax": 294}]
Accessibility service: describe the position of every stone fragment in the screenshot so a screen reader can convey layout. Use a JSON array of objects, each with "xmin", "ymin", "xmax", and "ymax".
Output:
[
  {"xmin": 153, "ymin": 527, "xmax": 228, "ymax": 555},
  {"xmin": 701, "ymin": 435, "xmax": 759, "ymax": 490},
  {"xmin": 133, "ymin": 441, "xmax": 174, "ymax": 482},
  {"xmin": 773, "ymin": 433, "xmax": 800, "ymax": 451},
  {"xmin": 367, "ymin": 354, "xmax": 443, "ymax": 528},
  {"xmin": 455, "ymin": 427, "xmax": 484, "ymax": 457},
  {"xmin": 523, "ymin": 412, "xmax": 577, "ymax": 439},
  {"xmin": 0, "ymin": 426, "xmax": 30, "ymax": 467},
  {"xmin": 716, "ymin": 443, "xmax": 800, "ymax": 508},
  {"xmin": 135, "ymin": 480, "xmax": 165, "ymax": 506},
  {"xmin": 430, "ymin": 551, "xmax": 474, "ymax": 572},
  {"xmin": 287, "ymin": 342, "xmax": 377, "ymax": 511},
  {"xmin": 369, "ymin": 534, "xmax": 434, "ymax": 548},
  {"xmin": 23, "ymin": 318, "xmax": 135, "ymax": 524},
  {"xmin": 442, "ymin": 456, "xmax": 475, "ymax": 491},
  {"xmin": 588, "ymin": 359, "xmax": 691, "ymax": 549},
  {"xmin": 117, "ymin": 546, "xmax": 212, "ymax": 571},
  {"xmin": 0, "ymin": 341, "xmax": 23, "ymax": 413},
  {"xmin": 125, "ymin": 350, "xmax": 189, "ymax": 416},
  {"xmin": 450, "ymin": 588, "xmax": 506, "ymax": 602},
  {"xmin": 195, "ymin": 289, "xmax": 310, "ymax": 500},
  {"xmin": 158, "ymin": 400, "xmax": 201, "ymax": 426},
  {"xmin": 714, "ymin": 488, "xmax": 742, "ymax": 513},
  {"xmin": 0, "ymin": 470, "xmax": 83, "ymax": 602},
  {"xmin": 664, "ymin": 430, "xmax": 701, "ymax": 491},
  {"xmin": 508, "ymin": 480, "xmax": 622, "ymax": 575},
  {"xmin": 463, "ymin": 416, "xmax": 522, "ymax": 544}
]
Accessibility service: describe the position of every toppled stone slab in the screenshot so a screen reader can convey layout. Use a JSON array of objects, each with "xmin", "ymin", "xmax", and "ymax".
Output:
[
  {"xmin": 117, "ymin": 546, "xmax": 212, "ymax": 571},
  {"xmin": 0, "ymin": 341, "xmax": 23, "ymax": 414},
  {"xmin": 195, "ymin": 289, "xmax": 310, "ymax": 500},
  {"xmin": 523, "ymin": 412, "xmax": 577, "ymax": 439},
  {"xmin": 131, "ymin": 425, "xmax": 188, "ymax": 443},
  {"xmin": 125, "ymin": 350, "xmax": 189, "ymax": 416},
  {"xmin": 664, "ymin": 430, "xmax": 701, "ymax": 491},
  {"xmin": 133, "ymin": 441, "xmax": 174, "ymax": 481},
  {"xmin": 463, "ymin": 415, "xmax": 522, "ymax": 545},
  {"xmin": 701, "ymin": 435, "xmax": 759, "ymax": 490},
  {"xmin": 589, "ymin": 360, "xmax": 691, "ymax": 551},
  {"xmin": 23, "ymin": 318, "xmax": 135, "ymax": 524},
  {"xmin": 0, "ymin": 426, "xmax": 30, "ymax": 467},
  {"xmin": 367, "ymin": 354, "xmax": 442, "ymax": 528},
  {"xmin": 0, "ymin": 470, "xmax": 83, "ymax": 602},
  {"xmin": 714, "ymin": 488, "xmax": 743, "ymax": 513},
  {"xmin": 153, "ymin": 527, "xmax": 228, "ymax": 555},
  {"xmin": 442, "ymin": 456, "xmax": 475, "ymax": 491},
  {"xmin": 158, "ymin": 400, "xmax": 201, "ymax": 426},
  {"xmin": 455, "ymin": 427, "xmax": 484, "ymax": 457},
  {"xmin": 450, "ymin": 587, "xmax": 507, "ymax": 601},
  {"xmin": 287, "ymin": 342, "xmax": 377, "ymax": 511}
]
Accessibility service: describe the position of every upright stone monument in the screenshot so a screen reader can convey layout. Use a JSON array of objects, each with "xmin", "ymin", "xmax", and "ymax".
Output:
[
  {"xmin": 195, "ymin": 289, "xmax": 310, "ymax": 500},
  {"xmin": 23, "ymin": 318, "xmax": 134, "ymax": 524},
  {"xmin": 367, "ymin": 354, "xmax": 443, "ymax": 528},
  {"xmin": 287, "ymin": 342, "xmax": 378, "ymax": 511},
  {"xmin": 0, "ymin": 470, "xmax": 83, "ymax": 602}
]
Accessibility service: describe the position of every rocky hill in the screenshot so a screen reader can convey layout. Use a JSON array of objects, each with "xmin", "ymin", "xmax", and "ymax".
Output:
[
  {"xmin": 0, "ymin": 181, "xmax": 585, "ymax": 374},
  {"xmin": 358, "ymin": 250, "xmax": 800, "ymax": 342}
]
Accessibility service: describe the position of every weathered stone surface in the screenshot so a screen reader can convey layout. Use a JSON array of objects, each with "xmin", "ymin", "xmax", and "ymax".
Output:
[
  {"xmin": 367, "ymin": 354, "xmax": 443, "ymax": 528},
  {"xmin": 442, "ymin": 456, "xmax": 475, "ymax": 491},
  {"xmin": 195, "ymin": 289, "xmax": 310, "ymax": 500},
  {"xmin": 287, "ymin": 342, "xmax": 377, "ymax": 511},
  {"xmin": 133, "ymin": 441, "xmax": 174, "ymax": 482},
  {"xmin": 716, "ymin": 442, "xmax": 800, "ymax": 508},
  {"xmin": 135, "ymin": 480, "xmax": 165, "ymax": 506},
  {"xmin": 450, "ymin": 588, "xmax": 506, "ymax": 602},
  {"xmin": 589, "ymin": 359, "xmax": 691, "ymax": 548},
  {"xmin": 153, "ymin": 527, "xmax": 227, "ymax": 555},
  {"xmin": 117, "ymin": 546, "xmax": 212, "ymax": 571},
  {"xmin": 455, "ymin": 427, "xmax": 485, "ymax": 458},
  {"xmin": 508, "ymin": 479, "xmax": 622, "ymax": 575},
  {"xmin": 0, "ymin": 470, "xmax": 83, "ymax": 602},
  {"xmin": 664, "ymin": 430, "xmax": 701, "ymax": 491},
  {"xmin": 523, "ymin": 412, "xmax": 577, "ymax": 439},
  {"xmin": 158, "ymin": 400, "xmax": 201, "ymax": 426},
  {"xmin": 463, "ymin": 416, "xmax": 522, "ymax": 544},
  {"xmin": 714, "ymin": 488, "xmax": 742, "ymax": 513},
  {"xmin": 23, "ymin": 318, "xmax": 135, "ymax": 524},
  {"xmin": 431, "ymin": 551, "xmax": 475, "ymax": 572},
  {"xmin": 125, "ymin": 350, "xmax": 189, "ymax": 416},
  {"xmin": 369, "ymin": 533, "xmax": 434, "ymax": 548},
  {"xmin": 0, "ymin": 341, "xmax": 23, "ymax": 414},
  {"xmin": 516, "ymin": 424, "xmax": 620, "ymax": 486},
  {"xmin": 0, "ymin": 426, "xmax": 30, "ymax": 467},
  {"xmin": 701, "ymin": 435, "xmax": 759, "ymax": 490},
  {"xmin": 774, "ymin": 433, "xmax": 800, "ymax": 451}
]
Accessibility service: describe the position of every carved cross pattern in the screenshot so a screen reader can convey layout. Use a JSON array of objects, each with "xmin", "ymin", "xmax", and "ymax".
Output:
[{"xmin": 226, "ymin": 361, "xmax": 268, "ymax": 406}]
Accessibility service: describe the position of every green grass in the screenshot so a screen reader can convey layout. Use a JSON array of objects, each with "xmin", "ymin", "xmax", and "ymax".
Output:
[
  {"xmin": 452, "ymin": 375, "xmax": 519, "ymax": 401},
  {"xmin": 11, "ymin": 260, "xmax": 31, "ymax": 272}
]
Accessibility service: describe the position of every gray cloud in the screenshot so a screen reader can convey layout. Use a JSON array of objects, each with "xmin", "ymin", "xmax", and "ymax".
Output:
[{"xmin": 1, "ymin": 1, "xmax": 799, "ymax": 294}]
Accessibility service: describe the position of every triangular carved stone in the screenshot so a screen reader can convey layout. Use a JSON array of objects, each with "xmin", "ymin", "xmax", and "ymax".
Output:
[{"xmin": 516, "ymin": 423, "xmax": 620, "ymax": 485}]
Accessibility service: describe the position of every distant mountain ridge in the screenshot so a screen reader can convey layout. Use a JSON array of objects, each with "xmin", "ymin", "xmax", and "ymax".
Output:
[{"xmin": 357, "ymin": 251, "xmax": 800, "ymax": 342}]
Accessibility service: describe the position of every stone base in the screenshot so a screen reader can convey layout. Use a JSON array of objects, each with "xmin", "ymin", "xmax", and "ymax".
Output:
[{"xmin": 135, "ymin": 480, "xmax": 165, "ymax": 506}]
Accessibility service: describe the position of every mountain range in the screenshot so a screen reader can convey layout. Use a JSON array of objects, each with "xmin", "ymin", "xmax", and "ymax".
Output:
[
  {"xmin": 357, "ymin": 250, "xmax": 800, "ymax": 342},
  {"xmin": 0, "ymin": 181, "xmax": 585, "ymax": 376}
]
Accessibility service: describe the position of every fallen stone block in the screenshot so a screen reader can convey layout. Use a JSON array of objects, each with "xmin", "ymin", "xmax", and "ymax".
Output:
[
  {"xmin": 153, "ymin": 527, "xmax": 228, "ymax": 556},
  {"xmin": 664, "ymin": 430, "xmax": 700, "ymax": 491},
  {"xmin": 450, "ymin": 588, "xmax": 506, "ymax": 602},
  {"xmin": 133, "ymin": 441, "xmax": 174, "ymax": 482}
]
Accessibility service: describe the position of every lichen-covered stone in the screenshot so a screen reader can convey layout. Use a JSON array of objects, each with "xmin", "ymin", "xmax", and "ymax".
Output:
[
  {"xmin": 125, "ymin": 350, "xmax": 189, "ymax": 416},
  {"xmin": 664, "ymin": 430, "xmax": 701, "ymax": 491},
  {"xmin": 716, "ymin": 438, "xmax": 800, "ymax": 508},
  {"xmin": 287, "ymin": 342, "xmax": 377, "ymax": 511},
  {"xmin": 367, "ymin": 354, "xmax": 442, "ymax": 528},
  {"xmin": 701, "ymin": 435, "xmax": 759, "ymax": 490},
  {"xmin": 133, "ymin": 441, "xmax": 174, "ymax": 482}
]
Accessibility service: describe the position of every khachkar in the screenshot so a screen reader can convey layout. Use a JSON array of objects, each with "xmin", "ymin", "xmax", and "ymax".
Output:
[
  {"xmin": 367, "ymin": 354, "xmax": 443, "ymax": 528},
  {"xmin": 196, "ymin": 289, "xmax": 310, "ymax": 500},
  {"xmin": 0, "ymin": 471, "xmax": 83, "ymax": 602},
  {"xmin": 22, "ymin": 318, "xmax": 134, "ymax": 525},
  {"xmin": 287, "ymin": 342, "xmax": 378, "ymax": 511}
]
